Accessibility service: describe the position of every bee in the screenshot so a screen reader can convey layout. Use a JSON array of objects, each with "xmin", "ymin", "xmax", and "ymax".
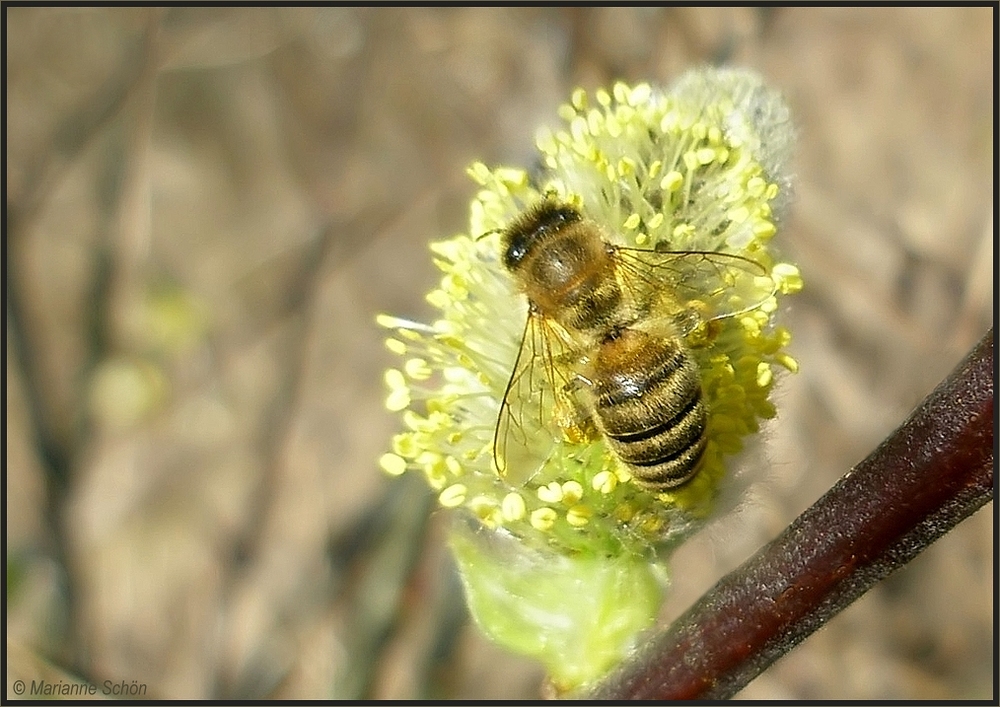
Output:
[{"xmin": 494, "ymin": 197, "xmax": 774, "ymax": 490}]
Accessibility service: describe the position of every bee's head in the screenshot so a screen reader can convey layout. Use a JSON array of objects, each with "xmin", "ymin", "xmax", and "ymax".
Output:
[{"xmin": 501, "ymin": 199, "xmax": 582, "ymax": 272}]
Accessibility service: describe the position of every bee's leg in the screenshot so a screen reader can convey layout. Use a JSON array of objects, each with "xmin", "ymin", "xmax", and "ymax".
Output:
[
  {"xmin": 685, "ymin": 314, "xmax": 722, "ymax": 348},
  {"xmin": 662, "ymin": 305, "xmax": 720, "ymax": 349},
  {"xmin": 553, "ymin": 373, "xmax": 598, "ymax": 443}
]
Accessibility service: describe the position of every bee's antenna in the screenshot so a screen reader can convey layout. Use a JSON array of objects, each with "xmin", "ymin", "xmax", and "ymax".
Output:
[{"xmin": 474, "ymin": 227, "xmax": 504, "ymax": 242}]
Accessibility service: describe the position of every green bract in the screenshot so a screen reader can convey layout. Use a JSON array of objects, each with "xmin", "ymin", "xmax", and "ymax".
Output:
[{"xmin": 378, "ymin": 67, "xmax": 801, "ymax": 690}]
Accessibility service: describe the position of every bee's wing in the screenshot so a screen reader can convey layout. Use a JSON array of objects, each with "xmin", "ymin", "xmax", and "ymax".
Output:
[
  {"xmin": 493, "ymin": 310, "xmax": 580, "ymax": 485},
  {"xmin": 613, "ymin": 248, "xmax": 776, "ymax": 335}
]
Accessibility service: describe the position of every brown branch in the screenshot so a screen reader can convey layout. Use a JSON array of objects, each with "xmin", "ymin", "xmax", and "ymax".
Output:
[{"xmin": 587, "ymin": 329, "xmax": 994, "ymax": 700}]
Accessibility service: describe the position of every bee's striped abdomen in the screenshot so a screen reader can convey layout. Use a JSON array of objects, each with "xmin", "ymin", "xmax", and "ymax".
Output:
[{"xmin": 591, "ymin": 329, "xmax": 707, "ymax": 489}]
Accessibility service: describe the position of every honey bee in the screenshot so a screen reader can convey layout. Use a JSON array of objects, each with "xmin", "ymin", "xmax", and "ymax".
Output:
[{"xmin": 494, "ymin": 197, "xmax": 774, "ymax": 490}]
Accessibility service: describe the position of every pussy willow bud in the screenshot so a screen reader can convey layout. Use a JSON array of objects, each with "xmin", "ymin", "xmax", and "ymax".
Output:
[{"xmin": 378, "ymin": 67, "xmax": 801, "ymax": 691}]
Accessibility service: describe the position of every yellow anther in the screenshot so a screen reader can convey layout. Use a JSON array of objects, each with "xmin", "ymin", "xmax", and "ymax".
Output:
[
  {"xmin": 561, "ymin": 480, "xmax": 584, "ymax": 505},
  {"xmin": 537, "ymin": 481, "xmax": 563, "ymax": 504},
  {"xmin": 530, "ymin": 507, "xmax": 558, "ymax": 531},
  {"xmin": 592, "ymin": 470, "xmax": 617, "ymax": 494},
  {"xmin": 502, "ymin": 492, "xmax": 527, "ymax": 521},
  {"xmin": 566, "ymin": 505, "xmax": 592, "ymax": 527},
  {"xmin": 379, "ymin": 453, "xmax": 408, "ymax": 476},
  {"xmin": 439, "ymin": 484, "xmax": 467, "ymax": 508},
  {"xmin": 661, "ymin": 170, "xmax": 684, "ymax": 192}
]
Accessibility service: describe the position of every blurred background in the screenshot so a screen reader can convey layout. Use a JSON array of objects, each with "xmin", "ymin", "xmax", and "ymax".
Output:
[{"xmin": 5, "ymin": 7, "xmax": 993, "ymax": 700}]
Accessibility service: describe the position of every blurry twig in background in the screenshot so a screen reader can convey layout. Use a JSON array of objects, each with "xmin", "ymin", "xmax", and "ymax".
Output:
[
  {"xmin": 7, "ymin": 10, "xmax": 163, "ymax": 237},
  {"xmin": 588, "ymin": 330, "xmax": 994, "ymax": 700},
  {"xmin": 6, "ymin": 8, "xmax": 166, "ymax": 675},
  {"xmin": 211, "ymin": 222, "xmax": 339, "ymax": 696}
]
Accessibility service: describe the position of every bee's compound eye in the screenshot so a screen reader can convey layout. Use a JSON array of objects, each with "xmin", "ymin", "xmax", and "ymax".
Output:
[
  {"xmin": 548, "ymin": 205, "xmax": 582, "ymax": 228},
  {"xmin": 503, "ymin": 234, "xmax": 532, "ymax": 270},
  {"xmin": 502, "ymin": 201, "xmax": 582, "ymax": 271}
]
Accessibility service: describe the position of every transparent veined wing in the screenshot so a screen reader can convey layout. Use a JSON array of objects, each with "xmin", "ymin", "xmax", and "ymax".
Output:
[
  {"xmin": 612, "ymin": 248, "xmax": 776, "ymax": 337},
  {"xmin": 493, "ymin": 308, "xmax": 585, "ymax": 486}
]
